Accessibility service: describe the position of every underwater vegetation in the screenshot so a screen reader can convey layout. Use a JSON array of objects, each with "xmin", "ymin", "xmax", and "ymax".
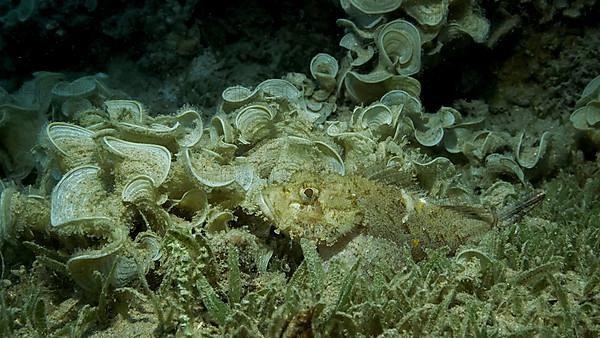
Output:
[{"xmin": 1, "ymin": 0, "xmax": 599, "ymax": 337}]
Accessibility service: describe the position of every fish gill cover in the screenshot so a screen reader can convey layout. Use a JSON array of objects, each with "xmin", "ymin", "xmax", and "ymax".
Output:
[{"xmin": 0, "ymin": 0, "xmax": 599, "ymax": 337}]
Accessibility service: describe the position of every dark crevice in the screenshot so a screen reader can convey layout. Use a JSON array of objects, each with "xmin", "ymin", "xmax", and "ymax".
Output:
[{"xmin": 420, "ymin": 40, "xmax": 500, "ymax": 113}]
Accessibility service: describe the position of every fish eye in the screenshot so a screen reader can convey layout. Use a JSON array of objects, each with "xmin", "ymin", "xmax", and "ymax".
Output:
[{"xmin": 299, "ymin": 187, "xmax": 319, "ymax": 203}]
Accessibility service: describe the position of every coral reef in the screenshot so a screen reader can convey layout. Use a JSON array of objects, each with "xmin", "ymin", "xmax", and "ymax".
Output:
[{"xmin": 1, "ymin": 0, "xmax": 599, "ymax": 337}]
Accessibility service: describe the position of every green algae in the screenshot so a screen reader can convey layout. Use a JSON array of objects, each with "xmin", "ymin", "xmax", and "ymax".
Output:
[{"xmin": 0, "ymin": 2, "xmax": 600, "ymax": 338}]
